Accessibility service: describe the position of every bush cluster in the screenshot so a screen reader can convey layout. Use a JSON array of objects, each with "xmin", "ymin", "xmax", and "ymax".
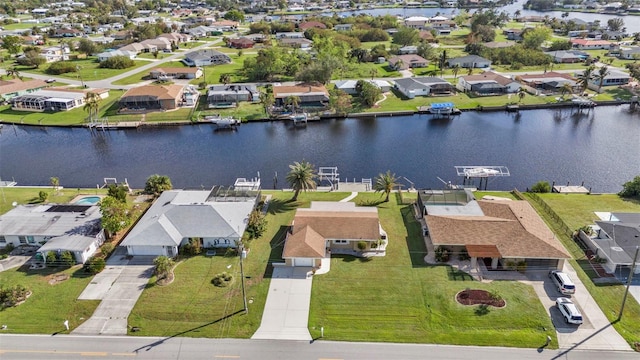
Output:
[
  {"xmin": 45, "ymin": 61, "xmax": 77, "ymax": 75},
  {"xmin": 99, "ymin": 55, "xmax": 135, "ymax": 69},
  {"xmin": 45, "ymin": 250, "xmax": 75, "ymax": 268},
  {"xmin": 435, "ymin": 246, "xmax": 451, "ymax": 263},
  {"xmin": 83, "ymin": 256, "xmax": 106, "ymax": 274},
  {"xmin": 211, "ymin": 272, "xmax": 233, "ymax": 287},
  {"xmin": 0, "ymin": 285, "xmax": 30, "ymax": 310}
]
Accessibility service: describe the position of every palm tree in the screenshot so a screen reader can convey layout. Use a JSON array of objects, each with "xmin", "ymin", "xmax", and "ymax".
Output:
[
  {"xmin": 260, "ymin": 91, "xmax": 274, "ymax": 115},
  {"xmin": 6, "ymin": 67, "xmax": 21, "ymax": 80},
  {"xmin": 286, "ymin": 161, "xmax": 317, "ymax": 201},
  {"xmin": 514, "ymin": 10, "xmax": 521, "ymax": 19},
  {"xmin": 83, "ymin": 92, "xmax": 101, "ymax": 123},
  {"xmin": 438, "ymin": 50, "xmax": 448, "ymax": 77},
  {"xmin": 373, "ymin": 170, "xmax": 399, "ymax": 202},
  {"xmin": 595, "ymin": 66, "xmax": 610, "ymax": 93},
  {"xmin": 219, "ymin": 73, "xmax": 231, "ymax": 85},
  {"xmin": 370, "ymin": 68, "xmax": 377, "ymax": 80},
  {"xmin": 467, "ymin": 67, "xmax": 473, "ymax": 76},
  {"xmin": 560, "ymin": 82, "xmax": 573, "ymax": 99},
  {"xmin": 285, "ymin": 95, "xmax": 300, "ymax": 114},
  {"xmin": 394, "ymin": 58, "xmax": 404, "ymax": 71},
  {"xmin": 517, "ymin": 88, "xmax": 526, "ymax": 103},
  {"xmin": 153, "ymin": 255, "xmax": 174, "ymax": 281},
  {"xmin": 452, "ymin": 64, "xmax": 460, "ymax": 79},
  {"xmin": 576, "ymin": 65, "xmax": 595, "ymax": 94}
]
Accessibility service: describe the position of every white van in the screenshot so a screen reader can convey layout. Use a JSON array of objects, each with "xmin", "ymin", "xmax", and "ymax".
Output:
[{"xmin": 549, "ymin": 270, "xmax": 576, "ymax": 295}]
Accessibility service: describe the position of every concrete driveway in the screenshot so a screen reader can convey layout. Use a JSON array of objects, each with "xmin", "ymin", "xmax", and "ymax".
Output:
[
  {"xmin": 72, "ymin": 252, "xmax": 154, "ymax": 335},
  {"xmin": 251, "ymin": 266, "xmax": 313, "ymax": 341},
  {"xmin": 525, "ymin": 263, "xmax": 631, "ymax": 351}
]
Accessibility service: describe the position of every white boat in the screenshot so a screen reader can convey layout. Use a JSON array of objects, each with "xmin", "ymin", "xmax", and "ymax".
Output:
[
  {"xmin": 206, "ymin": 115, "xmax": 240, "ymax": 128},
  {"xmin": 464, "ymin": 168, "xmax": 500, "ymax": 177},
  {"xmin": 290, "ymin": 113, "xmax": 308, "ymax": 125}
]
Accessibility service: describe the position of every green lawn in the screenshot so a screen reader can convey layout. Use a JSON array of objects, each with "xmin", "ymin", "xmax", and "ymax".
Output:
[
  {"xmin": 0, "ymin": 90, "xmax": 126, "ymax": 126},
  {"xmin": 112, "ymin": 61, "xmax": 186, "ymax": 86},
  {"xmin": 18, "ymin": 58, "xmax": 150, "ymax": 82},
  {"xmin": 309, "ymin": 192, "xmax": 556, "ymax": 347},
  {"xmin": 338, "ymin": 61, "xmax": 400, "ymax": 79},
  {"xmin": 0, "ymin": 265, "xmax": 100, "ymax": 334},
  {"xmin": 194, "ymin": 100, "xmax": 267, "ymax": 121},
  {"xmin": 0, "ymin": 187, "xmax": 108, "ymax": 215},
  {"xmin": 190, "ymin": 53, "xmax": 256, "ymax": 85},
  {"xmin": 524, "ymin": 193, "xmax": 640, "ymax": 348}
]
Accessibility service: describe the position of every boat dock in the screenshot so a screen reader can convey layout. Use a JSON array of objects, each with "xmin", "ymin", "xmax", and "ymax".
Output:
[
  {"xmin": 552, "ymin": 182, "xmax": 591, "ymax": 194},
  {"xmin": 417, "ymin": 102, "xmax": 461, "ymax": 116}
]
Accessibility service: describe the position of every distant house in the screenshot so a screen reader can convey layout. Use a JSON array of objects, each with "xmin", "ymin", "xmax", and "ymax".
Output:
[
  {"xmin": 140, "ymin": 38, "xmax": 172, "ymax": 51},
  {"xmin": 420, "ymin": 189, "xmax": 570, "ymax": 272},
  {"xmin": 334, "ymin": 79, "xmax": 392, "ymax": 95},
  {"xmin": 272, "ymin": 84, "xmax": 329, "ymax": 108},
  {"xmin": 447, "ymin": 55, "xmax": 491, "ymax": 69},
  {"xmin": 210, "ymin": 20, "xmax": 239, "ymax": 30},
  {"xmin": 418, "ymin": 30, "xmax": 436, "ymax": 42},
  {"xmin": 620, "ymin": 47, "xmax": 640, "ymax": 60},
  {"xmin": 119, "ymin": 43, "xmax": 145, "ymax": 54},
  {"xmin": 580, "ymin": 213, "xmax": 640, "ymax": 275},
  {"xmin": 278, "ymin": 37, "xmax": 313, "ymax": 49},
  {"xmin": 398, "ymin": 45, "xmax": 418, "ymax": 55},
  {"xmin": 588, "ymin": 69, "xmax": 631, "ymax": 88},
  {"xmin": 207, "ymin": 84, "xmax": 260, "ymax": 108},
  {"xmin": 298, "ymin": 21, "xmax": 327, "ymax": 30},
  {"xmin": 96, "ymin": 49, "xmax": 136, "ymax": 62},
  {"xmin": 119, "ymin": 84, "xmax": 188, "ymax": 111},
  {"xmin": 40, "ymin": 45, "xmax": 69, "ymax": 63},
  {"xmin": 571, "ymin": 38, "xmax": 613, "ymax": 50},
  {"xmin": 88, "ymin": 36, "xmax": 115, "ymax": 45},
  {"xmin": 244, "ymin": 33, "xmax": 266, "ymax": 43},
  {"xmin": 120, "ymin": 185, "xmax": 260, "ymax": 257},
  {"xmin": 113, "ymin": 30, "xmax": 133, "ymax": 41},
  {"xmin": 394, "ymin": 77, "xmax": 455, "ymax": 98},
  {"xmin": 404, "ymin": 16, "xmax": 430, "ymax": 30},
  {"xmin": 0, "ymin": 79, "xmax": 47, "ymax": 101},
  {"xmin": 275, "ymin": 32, "xmax": 305, "ymax": 39},
  {"xmin": 228, "ymin": 37, "xmax": 255, "ymax": 49},
  {"xmin": 282, "ymin": 201, "xmax": 388, "ymax": 270},
  {"xmin": 482, "ymin": 41, "xmax": 516, "ymax": 49},
  {"xmin": 334, "ymin": 24, "xmax": 353, "ymax": 31},
  {"xmin": 517, "ymin": 72, "xmax": 579, "ymax": 95},
  {"xmin": 457, "ymin": 71, "xmax": 520, "ymax": 95},
  {"xmin": 182, "ymin": 49, "xmax": 231, "ymax": 66},
  {"xmin": 388, "ymin": 54, "xmax": 428, "ymax": 70},
  {"xmin": 10, "ymin": 88, "xmax": 108, "ymax": 112},
  {"xmin": 430, "ymin": 20, "xmax": 455, "ymax": 35},
  {"xmin": 0, "ymin": 203, "xmax": 105, "ymax": 265},
  {"xmin": 186, "ymin": 25, "xmax": 219, "ymax": 38},
  {"xmin": 53, "ymin": 28, "xmax": 83, "ymax": 38},
  {"xmin": 149, "ymin": 67, "xmax": 203, "ymax": 80},
  {"xmin": 503, "ymin": 28, "xmax": 523, "ymax": 41},
  {"xmin": 544, "ymin": 50, "xmax": 588, "ymax": 63}
]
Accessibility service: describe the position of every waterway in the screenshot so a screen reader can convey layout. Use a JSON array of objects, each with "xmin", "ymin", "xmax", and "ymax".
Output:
[{"xmin": 1, "ymin": 107, "xmax": 638, "ymax": 192}]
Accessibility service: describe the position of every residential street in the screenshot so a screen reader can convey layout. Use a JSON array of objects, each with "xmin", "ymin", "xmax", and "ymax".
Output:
[{"xmin": 0, "ymin": 335, "xmax": 638, "ymax": 360}]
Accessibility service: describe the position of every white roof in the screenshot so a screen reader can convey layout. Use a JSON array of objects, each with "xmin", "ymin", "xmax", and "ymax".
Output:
[
  {"xmin": 431, "ymin": 15, "xmax": 449, "ymax": 21},
  {"xmin": 405, "ymin": 16, "xmax": 430, "ymax": 22},
  {"xmin": 0, "ymin": 204, "xmax": 102, "ymax": 237}
]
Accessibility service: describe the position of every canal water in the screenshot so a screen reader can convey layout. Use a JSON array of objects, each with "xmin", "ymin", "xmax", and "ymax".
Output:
[{"xmin": 1, "ymin": 107, "xmax": 639, "ymax": 192}]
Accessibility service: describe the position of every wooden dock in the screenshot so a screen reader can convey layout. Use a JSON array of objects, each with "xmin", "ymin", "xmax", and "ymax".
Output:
[{"xmin": 553, "ymin": 185, "xmax": 590, "ymax": 194}]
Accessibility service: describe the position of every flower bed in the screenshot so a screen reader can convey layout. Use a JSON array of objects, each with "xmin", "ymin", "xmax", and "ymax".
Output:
[{"xmin": 456, "ymin": 289, "xmax": 506, "ymax": 308}]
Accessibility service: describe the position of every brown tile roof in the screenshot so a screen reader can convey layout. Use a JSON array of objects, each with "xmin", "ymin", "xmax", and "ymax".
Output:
[
  {"xmin": 283, "ymin": 225, "xmax": 326, "ymax": 258},
  {"xmin": 426, "ymin": 200, "xmax": 570, "ymax": 259},
  {"xmin": 298, "ymin": 21, "xmax": 327, "ymax": 30},
  {"xmin": 462, "ymin": 71, "xmax": 515, "ymax": 86},
  {"xmin": 121, "ymin": 84, "xmax": 184, "ymax": 100},
  {"xmin": 517, "ymin": 71, "xmax": 575, "ymax": 81},
  {"xmin": 272, "ymin": 84, "xmax": 329, "ymax": 98},
  {"xmin": 466, "ymin": 244, "xmax": 500, "ymax": 258},
  {"xmin": 0, "ymin": 79, "xmax": 47, "ymax": 95}
]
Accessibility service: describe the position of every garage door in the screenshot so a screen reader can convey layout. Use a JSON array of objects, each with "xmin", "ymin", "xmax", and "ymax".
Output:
[
  {"xmin": 526, "ymin": 259, "xmax": 559, "ymax": 275},
  {"xmin": 294, "ymin": 258, "xmax": 314, "ymax": 267},
  {"xmin": 128, "ymin": 246, "xmax": 164, "ymax": 256}
]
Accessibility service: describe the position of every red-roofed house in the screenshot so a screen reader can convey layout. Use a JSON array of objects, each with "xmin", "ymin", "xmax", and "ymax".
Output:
[
  {"xmin": 228, "ymin": 37, "xmax": 255, "ymax": 49},
  {"xmin": 298, "ymin": 21, "xmax": 327, "ymax": 31},
  {"xmin": 571, "ymin": 39, "xmax": 613, "ymax": 50}
]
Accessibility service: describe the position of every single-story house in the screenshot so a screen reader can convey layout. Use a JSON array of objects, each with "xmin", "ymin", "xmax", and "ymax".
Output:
[
  {"xmin": 394, "ymin": 77, "xmax": 455, "ymax": 98},
  {"xmin": 39, "ymin": 45, "xmax": 69, "ymax": 63},
  {"xmin": 96, "ymin": 49, "xmax": 136, "ymax": 62},
  {"xmin": 119, "ymin": 42, "xmax": 146, "ymax": 54},
  {"xmin": 580, "ymin": 213, "xmax": 640, "ymax": 275},
  {"xmin": 10, "ymin": 88, "xmax": 108, "ymax": 112},
  {"xmin": 273, "ymin": 83, "xmax": 330, "ymax": 108},
  {"xmin": 278, "ymin": 37, "xmax": 313, "ymax": 49},
  {"xmin": 119, "ymin": 84, "xmax": 187, "ymax": 111},
  {"xmin": 182, "ymin": 49, "xmax": 231, "ymax": 66},
  {"xmin": 149, "ymin": 67, "xmax": 203, "ymax": 80},
  {"xmin": 447, "ymin": 55, "xmax": 492, "ymax": 69},
  {"xmin": 544, "ymin": 50, "xmax": 588, "ymax": 63},
  {"xmin": 282, "ymin": 201, "xmax": 388, "ymax": 270},
  {"xmin": 0, "ymin": 203, "xmax": 105, "ymax": 265},
  {"xmin": 298, "ymin": 21, "xmax": 326, "ymax": 30},
  {"xmin": 588, "ymin": 69, "xmax": 631, "ymax": 88},
  {"xmin": 158, "ymin": 32, "xmax": 190, "ymax": 44},
  {"xmin": 457, "ymin": 71, "xmax": 520, "ymax": 95},
  {"xmin": 503, "ymin": 28, "xmax": 523, "ymax": 41},
  {"xmin": 388, "ymin": 54, "xmax": 429, "ymax": 70},
  {"xmin": 186, "ymin": 25, "xmax": 219, "ymax": 38},
  {"xmin": 334, "ymin": 79, "xmax": 392, "ymax": 95},
  {"xmin": 334, "ymin": 24, "xmax": 353, "ymax": 31},
  {"xmin": 0, "ymin": 78, "xmax": 47, "ymax": 101},
  {"xmin": 53, "ymin": 28, "xmax": 83, "ymax": 38},
  {"xmin": 418, "ymin": 30, "xmax": 436, "ymax": 42},
  {"xmin": 275, "ymin": 31, "xmax": 305, "ymax": 39},
  {"xmin": 430, "ymin": 20, "xmax": 455, "ymax": 35},
  {"xmin": 140, "ymin": 38, "xmax": 171, "ymax": 51},
  {"xmin": 571, "ymin": 38, "xmax": 613, "ymax": 50},
  {"xmin": 620, "ymin": 47, "xmax": 640, "ymax": 60},
  {"xmin": 228, "ymin": 37, "xmax": 255, "ymax": 49},
  {"xmin": 244, "ymin": 33, "xmax": 266, "ymax": 43},
  {"xmin": 420, "ymin": 189, "xmax": 570, "ymax": 272},
  {"xmin": 207, "ymin": 84, "xmax": 260, "ymax": 108},
  {"xmin": 517, "ymin": 72, "xmax": 579, "ymax": 94},
  {"xmin": 482, "ymin": 41, "xmax": 516, "ymax": 49},
  {"xmin": 120, "ymin": 183, "xmax": 260, "ymax": 256},
  {"xmin": 398, "ymin": 45, "xmax": 418, "ymax": 54}
]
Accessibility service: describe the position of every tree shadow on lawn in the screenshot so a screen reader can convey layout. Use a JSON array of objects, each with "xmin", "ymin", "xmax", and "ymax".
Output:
[
  {"xmin": 266, "ymin": 198, "xmax": 297, "ymax": 215},
  {"xmin": 447, "ymin": 266, "xmax": 474, "ymax": 281},
  {"xmin": 262, "ymin": 225, "xmax": 289, "ymax": 279},
  {"xmin": 400, "ymin": 205, "xmax": 429, "ymax": 268}
]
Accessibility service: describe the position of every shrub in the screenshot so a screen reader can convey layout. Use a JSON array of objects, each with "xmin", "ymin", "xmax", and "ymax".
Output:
[
  {"xmin": 0, "ymin": 285, "xmax": 31, "ymax": 309},
  {"xmin": 246, "ymin": 209, "xmax": 268, "ymax": 240},
  {"xmin": 211, "ymin": 272, "xmax": 233, "ymax": 287},
  {"xmin": 435, "ymin": 246, "xmax": 451, "ymax": 262},
  {"xmin": 619, "ymin": 175, "xmax": 640, "ymax": 198},
  {"xmin": 4, "ymin": 243, "xmax": 15, "ymax": 254},
  {"xmin": 357, "ymin": 241, "xmax": 367, "ymax": 250},
  {"xmin": 0, "ymin": 254, "xmax": 8, "ymax": 260},
  {"xmin": 516, "ymin": 260, "xmax": 527, "ymax": 272},
  {"xmin": 182, "ymin": 238, "xmax": 202, "ymax": 256},
  {"xmin": 46, "ymin": 252, "xmax": 58, "ymax": 267},
  {"xmin": 46, "ymin": 61, "xmax": 77, "ymax": 75},
  {"xmin": 100, "ymin": 242, "xmax": 114, "ymax": 257},
  {"xmin": 99, "ymin": 55, "xmax": 135, "ymax": 69},
  {"xmin": 458, "ymin": 248, "xmax": 471, "ymax": 261},
  {"xmin": 531, "ymin": 181, "xmax": 551, "ymax": 193},
  {"xmin": 59, "ymin": 251, "xmax": 75, "ymax": 267},
  {"xmin": 489, "ymin": 290, "xmax": 502, "ymax": 301},
  {"xmin": 505, "ymin": 260, "xmax": 517, "ymax": 270},
  {"xmin": 38, "ymin": 190, "xmax": 48, "ymax": 202},
  {"xmin": 84, "ymin": 256, "xmax": 106, "ymax": 274},
  {"xmin": 224, "ymin": 247, "xmax": 237, "ymax": 257}
]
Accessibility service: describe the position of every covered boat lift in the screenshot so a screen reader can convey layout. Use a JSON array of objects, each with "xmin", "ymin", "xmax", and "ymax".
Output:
[{"xmin": 454, "ymin": 166, "xmax": 510, "ymax": 190}]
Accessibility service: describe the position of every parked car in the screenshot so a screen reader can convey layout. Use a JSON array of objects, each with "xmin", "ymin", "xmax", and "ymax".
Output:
[
  {"xmin": 556, "ymin": 297, "xmax": 583, "ymax": 325},
  {"xmin": 549, "ymin": 270, "xmax": 576, "ymax": 295},
  {"xmin": 45, "ymin": 78, "xmax": 56, "ymax": 83}
]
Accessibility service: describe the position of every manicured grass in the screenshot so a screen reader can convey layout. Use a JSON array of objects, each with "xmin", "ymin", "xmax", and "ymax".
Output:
[
  {"xmin": 190, "ymin": 54, "xmax": 256, "ymax": 85},
  {"xmin": 338, "ymin": 61, "xmax": 400, "ymax": 79},
  {"xmin": 18, "ymin": 58, "xmax": 150, "ymax": 82},
  {"xmin": 0, "ymin": 265, "xmax": 100, "ymax": 334},
  {"xmin": 194, "ymin": 101, "xmax": 267, "ymax": 121},
  {"xmin": 112, "ymin": 61, "xmax": 186, "ymax": 86},
  {"xmin": 524, "ymin": 193, "xmax": 640, "ymax": 348},
  {"xmin": 128, "ymin": 191, "xmax": 351, "ymax": 338},
  {"xmin": 0, "ymin": 187, "xmax": 108, "ymax": 215},
  {"xmin": 309, "ymin": 192, "xmax": 556, "ymax": 347},
  {"xmin": 0, "ymin": 90, "xmax": 126, "ymax": 125}
]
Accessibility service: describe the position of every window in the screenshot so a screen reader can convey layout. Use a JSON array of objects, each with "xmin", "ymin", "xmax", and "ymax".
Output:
[
  {"xmin": 0, "ymin": 236, "xmax": 6, "ymax": 244},
  {"xmin": 27, "ymin": 236, "xmax": 35, "ymax": 244},
  {"xmin": 19, "ymin": 236, "xmax": 27, "ymax": 244},
  {"xmin": 333, "ymin": 240, "xmax": 348, "ymax": 244}
]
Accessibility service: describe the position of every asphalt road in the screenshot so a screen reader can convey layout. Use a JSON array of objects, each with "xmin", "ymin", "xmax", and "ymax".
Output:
[{"xmin": 0, "ymin": 335, "xmax": 637, "ymax": 360}]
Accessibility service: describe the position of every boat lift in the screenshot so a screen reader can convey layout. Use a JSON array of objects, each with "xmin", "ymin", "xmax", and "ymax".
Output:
[
  {"xmin": 318, "ymin": 166, "xmax": 339, "ymax": 190},
  {"xmin": 454, "ymin": 166, "xmax": 510, "ymax": 190}
]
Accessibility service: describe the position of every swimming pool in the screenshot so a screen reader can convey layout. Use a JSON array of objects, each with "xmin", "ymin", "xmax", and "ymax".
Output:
[{"xmin": 74, "ymin": 196, "xmax": 101, "ymax": 205}]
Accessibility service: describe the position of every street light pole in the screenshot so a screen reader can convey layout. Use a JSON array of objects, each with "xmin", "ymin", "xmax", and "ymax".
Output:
[
  {"xmin": 618, "ymin": 246, "xmax": 639, "ymax": 321},
  {"xmin": 240, "ymin": 244, "xmax": 248, "ymax": 314}
]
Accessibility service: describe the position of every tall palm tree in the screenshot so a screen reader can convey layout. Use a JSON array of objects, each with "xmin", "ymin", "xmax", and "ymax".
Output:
[
  {"xmin": 560, "ymin": 82, "xmax": 573, "ymax": 99},
  {"xmin": 260, "ymin": 91, "xmax": 274, "ymax": 114},
  {"xmin": 438, "ymin": 50, "xmax": 448, "ymax": 77},
  {"xmin": 576, "ymin": 65, "xmax": 595, "ymax": 94},
  {"xmin": 595, "ymin": 65, "xmax": 610, "ymax": 93},
  {"xmin": 6, "ymin": 67, "xmax": 21, "ymax": 80},
  {"xmin": 153, "ymin": 255, "xmax": 174, "ymax": 281},
  {"xmin": 285, "ymin": 95, "xmax": 300, "ymax": 114},
  {"xmin": 373, "ymin": 170, "xmax": 399, "ymax": 202},
  {"xmin": 452, "ymin": 64, "xmax": 460, "ymax": 79},
  {"xmin": 517, "ymin": 87, "xmax": 526, "ymax": 103},
  {"xmin": 83, "ymin": 92, "xmax": 101, "ymax": 123},
  {"xmin": 286, "ymin": 161, "xmax": 317, "ymax": 201},
  {"xmin": 219, "ymin": 73, "xmax": 231, "ymax": 85}
]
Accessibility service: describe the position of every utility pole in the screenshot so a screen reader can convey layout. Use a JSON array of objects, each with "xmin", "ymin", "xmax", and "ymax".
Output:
[
  {"xmin": 240, "ymin": 244, "xmax": 248, "ymax": 314},
  {"xmin": 619, "ymin": 246, "xmax": 639, "ymax": 321}
]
